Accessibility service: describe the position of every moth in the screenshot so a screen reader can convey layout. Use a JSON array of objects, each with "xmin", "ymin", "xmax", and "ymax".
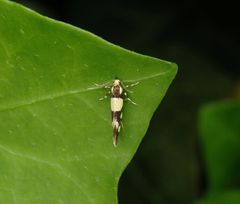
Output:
[{"xmin": 97, "ymin": 78, "xmax": 138, "ymax": 147}]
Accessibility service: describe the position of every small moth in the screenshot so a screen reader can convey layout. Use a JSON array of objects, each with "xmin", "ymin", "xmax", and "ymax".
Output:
[
  {"xmin": 98, "ymin": 78, "xmax": 138, "ymax": 147},
  {"xmin": 110, "ymin": 79, "xmax": 124, "ymax": 147}
]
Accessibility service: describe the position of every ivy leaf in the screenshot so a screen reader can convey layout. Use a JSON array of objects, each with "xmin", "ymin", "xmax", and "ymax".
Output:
[
  {"xmin": 0, "ymin": 0, "xmax": 177, "ymax": 203},
  {"xmin": 199, "ymin": 100, "xmax": 240, "ymax": 191},
  {"xmin": 198, "ymin": 100, "xmax": 240, "ymax": 204}
]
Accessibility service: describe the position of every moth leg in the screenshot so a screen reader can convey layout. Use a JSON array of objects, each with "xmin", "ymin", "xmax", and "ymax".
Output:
[
  {"xmin": 94, "ymin": 83, "xmax": 111, "ymax": 89},
  {"xmin": 120, "ymin": 83, "xmax": 133, "ymax": 93},
  {"xmin": 99, "ymin": 90, "xmax": 111, "ymax": 100},
  {"xmin": 123, "ymin": 92, "xmax": 137, "ymax": 105},
  {"xmin": 125, "ymin": 81, "xmax": 139, "ymax": 88},
  {"xmin": 123, "ymin": 86, "xmax": 133, "ymax": 93},
  {"xmin": 99, "ymin": 95, "xmax": 108, "ymax": 100},
  {"xmin": 94, "ymin": 83, "xmax": 100, "ymax": 86},
  {"xmin": 126, "ymin": 97, "xmax": 137, "ymax": 105},
  {"xmin": 122, "ymin": 81, "xmax": 139, "ymax": 93}
]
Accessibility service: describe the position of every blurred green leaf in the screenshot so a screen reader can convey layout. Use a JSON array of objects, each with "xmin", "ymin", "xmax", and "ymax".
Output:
[
  {"xmin": 197, "ymin": 190, "xmax": 240, "ymax": 204},
  {"xmin": 200, "ymin": 100, "xmax": 240, "ymax": 191},
  {"xmin": 0, "ymin": 0, "xmax": 177, "ymax": 203},
  {"xmin": 198, "ymin": 100, "xmax": 240, "ymax": 204}
]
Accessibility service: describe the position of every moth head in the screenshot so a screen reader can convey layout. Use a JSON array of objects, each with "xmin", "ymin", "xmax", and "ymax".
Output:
[{"xmin": 113, "ymin": 79, "xmax": 121, "ymax": 86}]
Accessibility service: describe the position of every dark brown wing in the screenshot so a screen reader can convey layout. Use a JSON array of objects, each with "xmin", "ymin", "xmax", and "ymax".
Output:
[{"xmin": 112, "ymin": 111, "xmax": 122, "ymax": 146}]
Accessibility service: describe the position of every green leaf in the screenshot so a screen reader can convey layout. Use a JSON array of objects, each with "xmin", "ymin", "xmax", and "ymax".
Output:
[
  {"xmin": 199, "ymin": 100, "xmax": 240, "ymax": 192},
  {"xmin": 197, "ymin": 100, "xmax": 240, "ymax": 204},
  {"xmin": 197, "ymin": 190, "xmax": 240, "ymax": 204},
  {"xmin": 0, "ymin": 0, "xmax": 177, "ymax": 203}
]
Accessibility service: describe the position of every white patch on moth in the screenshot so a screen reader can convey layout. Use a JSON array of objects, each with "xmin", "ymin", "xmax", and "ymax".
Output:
[
  {"xmin": 111, "ymin": 98, "xmax": 123, "ymax": 111},
  {"xmin": 113, "ymin": 79, "xmax": 120, "ymax": 86},
  {"xmin": 119, "ymin": 86, "xmax": 123, "ymax": 94},
  {"xmin": 112, "ymin": 119, "xmax": 119, "ymax": 129},
  {"xmin": 118, "ymin": 126, "xmax": 121, "ymax": 132}
]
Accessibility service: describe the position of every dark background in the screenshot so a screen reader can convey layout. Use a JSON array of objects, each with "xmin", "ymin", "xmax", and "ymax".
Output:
[{"xmin": 13, "ymin": 1, "xmax": 239, "ymax": 203}]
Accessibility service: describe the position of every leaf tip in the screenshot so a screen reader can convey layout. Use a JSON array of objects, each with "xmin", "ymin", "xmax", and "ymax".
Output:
[{"xmin": 171, "ymin": 62, "xmax": 178, "ymax": 76}]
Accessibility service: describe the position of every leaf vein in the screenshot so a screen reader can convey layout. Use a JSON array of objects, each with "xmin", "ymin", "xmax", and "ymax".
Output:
[{"xmin": 0, "ymin": 70, "xmax": 171, "ymax": 113}]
